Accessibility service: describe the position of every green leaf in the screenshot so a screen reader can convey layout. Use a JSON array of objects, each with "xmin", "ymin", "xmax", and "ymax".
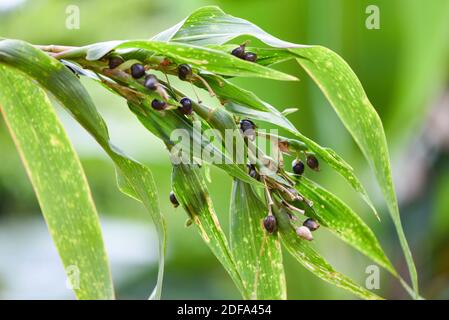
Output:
[
  {"xmin": 171, "ymin": 164, "xmax": 247, "ymax": 298},
  {"xmin": 230, "ymin": 179, "xmax": 286, "ymax": 299},
  {"xmin": 0, "ymin": 65, "xmax": 114, "ymax": 300},
  {"xmin": 58, "ymin": 40, "xmax": 297, "ymax": 81},
  {"xmin": 0, "ymin": 39, "xmax": 166, "ymax": 299},
  {"xmin": 291, "ymin": 46, "xmax": 418, "ymax": 297},
  {"xmin": 274, "ymin": 204, "xmax": 382, "ymax": 300},
  {"xmin": 295, "ymin": 176, "xmax": 395, "ymax": 275}
]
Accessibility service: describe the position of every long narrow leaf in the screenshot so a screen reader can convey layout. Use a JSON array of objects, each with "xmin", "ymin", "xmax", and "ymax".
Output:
[
  {"xmin": 0, "ymin": 65, "xmax": 114, "ymax": 300},
  {"xmin": 230, "ymin": 179, "xmax": 286, "ymax": 299}
]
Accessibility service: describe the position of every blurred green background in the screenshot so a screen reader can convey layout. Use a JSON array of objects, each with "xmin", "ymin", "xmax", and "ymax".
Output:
[{"xmin": 1, "ymin": 0, "xmax": 449, "ymax": 299}]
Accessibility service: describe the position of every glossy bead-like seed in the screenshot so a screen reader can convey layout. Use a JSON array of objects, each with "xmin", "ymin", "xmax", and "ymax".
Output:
[
  {"xmin": 263, "ymin": 215, "xmax": 277, "ymax": 234},
  {"xmin": 306, "ymin": 155, "xmax": 320, "ymax": 171},
  {"xmin": 169, "ymin": 191, "xmax": 179, "ymax": 208},
  {"xmin": 144, "ymin": 74, "xmax": 158, "ymax": 90},
  {"xmin": 243, "ymin": 52, "xmax": 257, "ymax": 62},
  {"xmin": 296, "ymin": 226, "xmax": 313, "ymax": 241},
  {"xmin": 292, "ymin": 159, "xmax": 305, "ymax": 175},
  {"xmin": 231, "ymin": 45, "xmax": 245, "ymax": 58},
  {"xmin": 303, "ymin": 218, "xmax": 320, "ymax": 231},
  {"xmin": 179, "ymin": 97, "xmax": 193, "ymax": 115},
  {"xmin": 151, "ymin": 99, "xmax": 167, "ymax": 111},
  {"xmin": 130, "ymin": 63, "xmax": 145, "ymax": 79},
  {"xmin": 108, "ymin": 56, "xmax": 124, "ymax": 69},
  {"xmin": 178, "ymin": 64, "xmax": 192, "ymax": 80},
  {"xmin": 240, "ymin": 119, "xmax": 255, "ymax": 133}
]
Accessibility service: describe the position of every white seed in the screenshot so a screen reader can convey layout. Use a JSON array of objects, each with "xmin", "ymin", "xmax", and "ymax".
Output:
[{"xmin": 296, "ymin": 226, "xmax": 313, "ymax": 241}]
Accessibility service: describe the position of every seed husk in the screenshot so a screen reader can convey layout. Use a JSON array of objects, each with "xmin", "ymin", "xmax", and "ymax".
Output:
[
  {"xmin": 108, "ymin": 56, "xmax": 124, "ymax": 69},
  {"xmin": 178, "ymin": 64, "xmax": 192, "ymax": 81},
  {"xmin": 243, "ymin": 52, "xmax": 257, "ymax": 62},
  {"xmin": 144, "ymin": 74, "xmax": 158, "ymax": 90},
  {"xmin": 296, "ymin": 226, "xmax": 313, "ymax": 241},
  {"xmin": 306, "ymin": 154, "xmax": 320, "ymax": 171}
]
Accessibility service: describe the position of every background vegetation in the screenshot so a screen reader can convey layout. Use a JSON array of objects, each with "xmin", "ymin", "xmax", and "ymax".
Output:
[{"xmin": 0, "ymin": 0, "xmax": 448, "ymax": 299}]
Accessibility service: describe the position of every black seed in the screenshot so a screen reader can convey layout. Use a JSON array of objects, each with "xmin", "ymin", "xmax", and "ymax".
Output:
[
  {"xmin": 178, "ymin": 64, "xmax": 192, "ymax": 80},
  {"xmin": 243, "ymin": 52, "xmax": 257, "ymax": 62},
  {"xmin": 179, "ymin": 97, "xmax": 193, "ymax": 115},
  {"xmin": 231, "ymin": 45, "xmax": 245, "ymax": 58},
  {"xmin": 151, "ymin": 99, "xmax": 167, "ymax": 110},
  {"xmin": 144, "ymin": 74, "xmax": 158, "ymax": 90},
  {"xmin": 306, "ymin": 154, "xmax": 320, "ymax": 171},
  {"xmin": 130, "ymin": 63, "xmax": 145, "ymax": 79},
  {"xmin": 263, "ymin": 215, "xmax": 277, "ymax": 233},
  {"xmin": 169, "ymin": 191, "xmax": 179, "ymax": 208},
  {"xmin": 292, "ymin": 159, "xmax": 305, "ymax": 175},
  {"xmin": 247, "ymin": 164, "xmax": 259, "ymax": 180},
  {"xmin": 240, "ymin": 119, "xmax": 255, "ymax": 133},
  {"xmin": 108, "ymin": 56, "xmax": 124, "ymax": 69},
  {"xmin": 303, "ymin": 218, "xmax": 320, "ymax": 231}
]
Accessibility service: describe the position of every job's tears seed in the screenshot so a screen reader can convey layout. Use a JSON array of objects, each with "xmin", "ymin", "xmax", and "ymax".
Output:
[
  {"xmin": 108, "ymin": 56, "xmax": 124, "ymax": 69},
  {"xmin": 306, "ymin": 154, "xmax": 320, "ymax": 171},
  {"xmin": 179, "ymin": 97, "xmax": 193, "ymax": 115},
  {"xmin": 178, "ymin": 64, "xmax": 192, "ymax": 80},
  {"xmin": 169, "ymin": 191, "xmax": 179, "ymax": 207},
  {"xmin": 292, "ymin": 159, "xmax": 305, "ymax": 175},
  {"xmin": 240, "ymin": 119, "xmax": 255, "ymax": 133},
  {"xmin": 231, "ymin": 45, "xmax": 245, "ymax": 58},
  {"xmin": 151, "ymin": 99, "xmax": 167, "ymax": 110},
  {"xmin": 130, "ymin": 63, "xmax": 146, "ymax": 79},
  {"xmin": 243, "ymin": 52, "xmax": 257, "ymax": 62},
  {"xmin": 296, "ymin": 226, "xmax": 313, "ymax": 241},
  {"xmin": 144, "ymin": 74, "xmax": 158, "ymax": 90},
  {"xmin": 263, "ymin": 215, "xmax": 276, "ymax": 233},
  {"xmin": 247, "ymin": 164, "xmax": 259, "ymax": 180},
  {"xmin": 303, "ymin": 218, "xmax": 320, "ymax": 231}
]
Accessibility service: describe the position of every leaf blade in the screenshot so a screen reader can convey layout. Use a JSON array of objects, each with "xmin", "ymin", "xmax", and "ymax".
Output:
[{"xmin": 0, "ymin": 65, "xmax": 114, "ymax": 300}]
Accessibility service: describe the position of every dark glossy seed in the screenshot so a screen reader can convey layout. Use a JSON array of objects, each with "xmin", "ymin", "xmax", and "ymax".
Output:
[
  {"xmin": 240, "ymin": 119, "xmax": 255, "ymax": 133},
  {"xmin": 151, "ymin": 99, "xmax": 167, "ymax": 110},
  {"xmin": 169, "ymin": 191, "xmax": 179, "ymax": 207},
  {"xmin": 178, "ymin": 64, "xmax": 192, "ymax": 80},
  {"xmin": 247, "ymin": 164, "xmax": 259, "ymax": 180},
  {"xmin": 306, "ymin": 154, "xmax": 320, "ymax": 171},
  {"xmin": 144, "ymin": 74, "xmax": 158, "ymax": 90},
  {"xmin": 243, "ymin": 52, "xmax": 257, "ymax": 62},
  {"xmin": 303, "ymin": 218, "xmax": 320, "ymax": 231},
  {"xmin": 231, "ymin": 45, "xmax": 245, "ymax": 58},
  {"xmin": 292, "ymin": 159, "xmax": 305, "ymax": 175},
  {"xmin": 130, "ymin": 63, "xmax": 145, "ymax": 79},
  {"xmin": 263, "ymin": 215, "xmax": 277, "ymax": 233},
  {"xmin": 108, "ymin": 56, "xmax": 124, "ymax": 69},
  {"xmin": 179, "ymin": 97, "xmax": 193, "ymax": 115}
]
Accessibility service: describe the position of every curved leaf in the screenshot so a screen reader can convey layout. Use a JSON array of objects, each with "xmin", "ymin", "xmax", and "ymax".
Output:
[
  {"xmin": 0, "ymin": 65, "xmax": 114, "ymax": 299},
  {"xmin": 230, "ymin": 179, "xmax": 286, "ymax": 299}
]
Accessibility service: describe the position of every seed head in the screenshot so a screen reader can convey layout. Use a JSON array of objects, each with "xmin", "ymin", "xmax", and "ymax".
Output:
[
  {"xmin": 144, "ymin": 74, "xmax": 158, "ymax": 90},
  {"xmin": 306, "ymin": 154, "xmax": 320, "ymax": 171},
  {"xmin": 303, "ymin": 218, "xmax": 320, "ymax": 231},
  {"xmin": 292, "ymin": 159, "xmax": 305, "ymax": 175},
  {"xmin": 231, "ymin": 45, "xmax": 246, "ymax": 58},
  {"xmin": 243, "ymin": 52, "xmax": 257, "ymax": 62},
  {"xmin": 169, "ymin": 191, "xmax": 179, "ymax": 207},
  {"xmin": 151, "ymin": 99, "xmax": 167, "ymax": 111},
  {"xmin": 179, "ymin": 97, "xmax": 193, "ymax": 115},
  {"xmin": 263, "ymin": 215, "xmax": 277, "ymax": 234},
  {"xmin": 130, "ymin": 63, "xmax": 145, "ymax": 79},
  {"xmin": 178, "ymin": 64, "xmax": 192, "ymax": 80},
  {"xmin": 296, "ymin": 226, "xmax": 313, "ymax": 241},
  {"xmin": 108, "ymin": 56, "xmax": 124, "ymax": 69}
]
